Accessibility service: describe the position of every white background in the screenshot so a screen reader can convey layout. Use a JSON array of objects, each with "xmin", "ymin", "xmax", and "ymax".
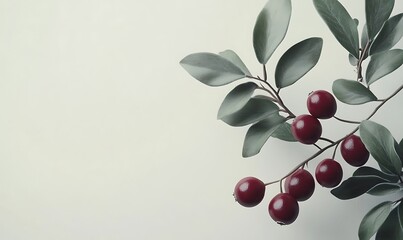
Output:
[{"xmin": 0, "ymin": 0, "xmax": 403, "ymax": 239}]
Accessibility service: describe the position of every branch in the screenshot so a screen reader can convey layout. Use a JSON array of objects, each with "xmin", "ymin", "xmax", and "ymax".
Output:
[{"xmin": 265, "ymin": 82, "xmax": 403, "ymax": 185}]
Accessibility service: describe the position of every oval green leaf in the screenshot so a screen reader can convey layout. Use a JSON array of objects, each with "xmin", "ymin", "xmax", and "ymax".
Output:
[
  {"xmin": 219, "ymin": 50, "xmax": 251, "ymax": 76},
  {"xmin": 332, "ymin": 79, "xmax": 377, "ymax": 105},
  {"xmin": 253, "ymin": 0, "xmax": 292, "ymax": 64},
  {"xmin": 275, "ymin": 37, "xmax": 323, "ymax": 88},
  {"xmin": 375, "ymin": 207, "xmax": 403, "ymax": 240},
  {"xmin": 313, "ymin": 0, "xmax": 360, "ymax": 58},
  {"xmin": 365, "ymin": 0, "xmax": 394, "ymax": 41},
  {"xmin": 331, "ymin": 176, "xmax": 388, "ymax": 200},
  {"xmin": 359, "ymin": 201, "xmax": 393, "ymax": 240},
  {"xmin": 353, "ymin": 166, "xmax": 399, "ymax": 182},
  {"xmin": 367, "ymin": 182, "xmax": 401, "ymax": 196},
  {"xmin": 349, "ymin": 53, "xmax": 358, "ymax": 66},
  {"xmin": 221, "ymin": 96, "xmax": 279, "ymax": 127},
  {"xmin": 360, "ymin": 120, "xmax": 403, "ymax": 175},
  {"xmin": 366, "ymin": 49, "xmax": 403, "ymax": 85},
  {"xmin": 370, "ymin": 13, "xmax": 403, "ymax": 55},
  {"xmin": 242, "ymin": 115, "xmax": 286, "ymax": 157},
  {"xmin": 180, "ymin": 52, "xmax": 246, "ymax": 86},
  {"xmin": 271, "ymin": 122, "xmax": 296, "ymax": 142},
  {"xmin": 217, "ymin": 82, "xmax": 258, "ymax": 119}
]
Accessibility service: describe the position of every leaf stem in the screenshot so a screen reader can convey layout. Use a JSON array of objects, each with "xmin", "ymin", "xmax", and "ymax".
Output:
[
  {"xmin": 357, "ymin": 40, "xmax": 371, "ymax": 82},
  {"xmin": 247, "ymin": 75, "xmax": 296, "ymax": 118}
]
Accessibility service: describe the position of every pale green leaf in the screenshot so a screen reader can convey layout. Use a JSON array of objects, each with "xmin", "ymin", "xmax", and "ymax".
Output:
[
  {"xmin": 271, "ymin": 122, "xmax": 296, "ymax": 142},
  {"xmin": 367, "ymin": 183, "xmax": 401, "ymax": 196},
  {"xmin": 332, "ymin": 79, "xmax": 377, "ymax": 105},
  {"xmin": 217, "ymin": 82, "xmax": 258, "ymax": 119},
  {"xmin": 365, "ymin": 0, "xmax": 394, "ymax": 41},
  {"xmin": 370, "ymin": 13, "xmax": 403, "ymax": 55},
  {"xmin": 242, "ymin": 115, "xmax": 286, "ymax": 157},
  {"xmin": 219, "ymin": 50, "xmax": 251, "ymax": 76},
  {"xmin": 221, "ymin": 96, "xmax": 279, "ymax": 127},
  {"xmin": 313, "ymin": 0, "xmax": 360, "ymax": 58},
  {"xmin": 253, "ymin": 0, "xmax": 292, "ymax": 64},
  {"xmin": 366, "ymin": 49, "xmax": 403, "ymax": 85},
  {"xmin": 275, "ymin": 37, "xmax": 323, "ymax": 88},
  {"xmin": 360, "ymin": 120, "xmax": 402, "ymax": 175},
  {"xmin": 180, "ymin": 53, "xmax": 246, "ymax": 86}
]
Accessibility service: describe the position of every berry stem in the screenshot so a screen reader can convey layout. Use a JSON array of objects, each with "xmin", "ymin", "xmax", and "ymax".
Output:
[
  {"xmin": 319, "ymin": 137, "xmax": 335, "ymax": 144},
  {"xmin": 270, "ymin": 82, "xmax": 403, "ymax": 185},
  {"xmin": 333, "ymin": 116, "xmax": 361, "ymax": 124},
  {"xmin": 366, "ymin": 83, "xmax": 403, "ymax": 120},
  {"xmin": 313, "ymin": 143, "xmax": 322, "ymax": 150}
]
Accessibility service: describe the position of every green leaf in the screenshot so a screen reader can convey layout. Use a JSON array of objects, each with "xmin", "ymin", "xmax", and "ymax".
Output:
[
  {"xmin": 331, "ymin": 176, "xmax": 388, "ymax": 200},
  {"xmin": 253, "ymin": 0, "xmax": 292, "ymax": 64},
  {"xmin": 217, "ymin": 82, "xmax": 258, "ymax": 119},
  {"xmin": 180, "ymin": 53, "xmax": 246, "ymax": 86},
  {"xmin": 370, "ymin": 13, "xmax": 403, "ymax": 55},
  {"xmin": 275, "ymin": 37, "xmax": 323, "ymax": 88},
  {"xmin": 220, "ymin": 96, "xmax": 279, "ymax": 127},
  {"xmin": 365, "ymin": 0, "xmax": 394, "ymax": 41},
  {"xmin": 360, "ymin": 120, "xmax": 403, "ymax": 175},
  {"xmin": 219, "ymin": 50, "xmax": 251, "ymax": 76},
  {"xmin": 353, "ymin": 166, "xmax": 399, "ymax": 182},
  {"xmin": 366, "ymin": 49, "xmax": 403, "ymax": 85},
  {"xmin": 242, "ymin": 115, "xmax": 286, "ymax": 157},
  {"xmin": 349, "ymin": 54, "xmax": 358, "ymax": 66},
  {"xmin": 376, "ymin": 206, "xmax": 403, "ymax": 240},
  {"xmin": 359, "ymin": 201, "xmax": 393, "ymax": 240},
  {"xmin": 271, "ymin": 122, "xmax": 296, "ymax": 142},
  {"xmin": 367, "ymin": 183, "xmax": 401, "ymax": 196},
  {"xmin": 332, "ymin": 79, "xmax": 377, "ymax": 105},
  {"xmin": 313, "ymin": 0, "xmax": 360, "ymax": 58}
]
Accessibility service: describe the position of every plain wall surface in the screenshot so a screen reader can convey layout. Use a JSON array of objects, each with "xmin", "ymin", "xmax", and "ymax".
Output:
[{"xmin": 0, "ymin": 0, "xmax": 403, "ymax": 239}]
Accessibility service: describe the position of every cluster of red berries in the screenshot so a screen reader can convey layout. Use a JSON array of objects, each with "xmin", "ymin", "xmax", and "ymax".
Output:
[{"xmin": 233, "ymin": 90, "xmax": 370, "ymax": 225}]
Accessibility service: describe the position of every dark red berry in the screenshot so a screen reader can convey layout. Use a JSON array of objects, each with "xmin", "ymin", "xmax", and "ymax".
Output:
[
  {"xmin": 284, "ymin": 169, "xmax": 315, "ymax": 201},
  {"xmin": 233, "ymin": 177, "xmax": 265, "ymax": 207},
  {"xmin": 291, "ymin": 114, "xmax": 322, "ymax": 144},
  {"xmin": 307, "ymin": 90, "xmax": 337, "ymax": 119},
  {"xmin": 315, "ymin": 159, "xmax": 343, "ymax": 188},
  {"xmin": 340, "ymin": 135, "xmax": 369, "ymax": 167},
  {"xmin": 268, "ymin": 193, "xmax": 299, "ymax": 225}
]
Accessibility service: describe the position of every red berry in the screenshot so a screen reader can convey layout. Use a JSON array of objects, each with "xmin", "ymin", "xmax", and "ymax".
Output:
[
  {"xmin": 268, "ymin": 193, "xmax": 299, "ymax": 225},
  {"xmin": 233, "ymin": 177, "xmax": 265, "ymax": 207},
  {"xmin": 284, "ymin": 169, "xmax": 315, "ymax": 201},
  {"xmin": 340, "ymin": 135, "xmax": 369, "ymax": 167},
  {"xmin": 291, "ymin": 114, "xmax": 322, "ymax": 144},
  {"xmin": 307, "ymin": 90, "xmax": 337, "ymax": 119},
  {"xmin": 315, "ymin": 159, "xmax": 343, "ymax": 188}
]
